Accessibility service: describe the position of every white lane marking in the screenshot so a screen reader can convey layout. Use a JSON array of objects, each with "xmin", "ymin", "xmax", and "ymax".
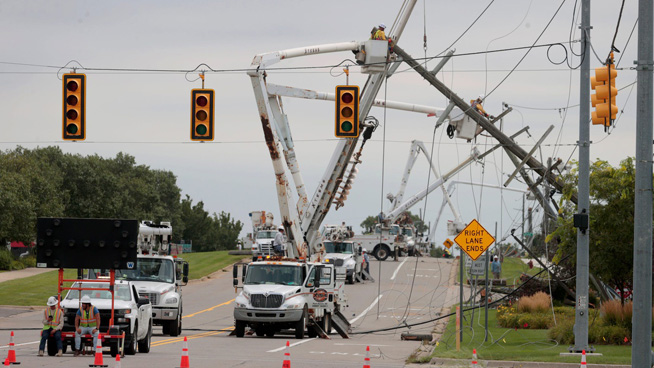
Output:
[
  {"xmin": 0, "ymin": 340, "xmax": 39, "ymax": 349},
  {"xmin": 267, "ymin": 337, "xmax": 317, "ymax": 353},
  {"xmin": 390, "ymin": 258, "xmax": 408, "ymax": 280},
  {"xmin": 350, "ymin": 295, "xmax": 383, "ymax": 324}
]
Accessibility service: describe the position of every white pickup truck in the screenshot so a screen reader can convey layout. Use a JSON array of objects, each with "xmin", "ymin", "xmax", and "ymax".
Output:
[
  {"xmin": 60, "ymin": 280, "xmax": 153, "ymax": 356},
  {"xmin": 233, "ymin": 260, "xmax": 351, "ymax": 339}
]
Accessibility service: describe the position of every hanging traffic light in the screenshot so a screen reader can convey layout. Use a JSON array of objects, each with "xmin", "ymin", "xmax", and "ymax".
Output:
[
  {"xmin": 62, "ymin": 73, "xmax": 86, "ymax": 140},
  {"xmin": 335, "ymin": 85, "xmax": 359, "ymax": 138},
  {"xmin": 191, "ymin": 89, "xmax": 214, "ymax": 141},
  {"xmin": 591, "ymin": 62, "xmax": 617, "ymax": 127}
]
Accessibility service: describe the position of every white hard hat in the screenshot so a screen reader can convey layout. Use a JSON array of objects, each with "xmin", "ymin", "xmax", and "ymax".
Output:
[
  {"xmin": 81, "ymin": 295, "xmax": 91, "ymax": 304},
  {"xmin": 278, "ymin": 226, "xmax": 284, "ymax": 231},
  {"xmin": 379, "ymin": 23, "xmax": 386, "ymax": 29},
  {"xmin": 478, "ymin": 94, "xmax": 485, "ymax": 100},
  {"xmin": 47, "ymin": 296, "xmax": 58, "ymax": 306},
  {"xmin": 494, "ymin": 255, "xmax": 498, "ymax": 260},
  {"xmin": 362, "ymin": 249, "xmax": 367, "ymax": 253}
]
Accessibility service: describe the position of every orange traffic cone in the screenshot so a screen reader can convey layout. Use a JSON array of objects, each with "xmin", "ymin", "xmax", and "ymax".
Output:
[
  {"xmin": 282, "ymin": 341, "xmax": 291, "ymax": 368},
  {"xmin": 113, "ymin": 354, "xmax": 121, "ymax": 368},
  {"xmin": 363, "ymin": 345, "xmax": 371, "ymax": 368},
  {"xmin": 3, "ymin": 358, "xmax": 9, "ymax": 367},
  {"xmin": 5, "ymin": 331, "xmax": 19, "ymax": 365},
  {"xmin": 89, "ymin": 343, "xmax": 107, "ymax": 367},
  {"xmin": 580, "ymin": 349, "xmax": 587, "ymax": 367},
  {"xmin": 178, "ymin": 336, "xmax": 190, "ymax": 368},
  {"xmin": 471, "ymin": 348, "xmax": 479, "ymax": 367}
]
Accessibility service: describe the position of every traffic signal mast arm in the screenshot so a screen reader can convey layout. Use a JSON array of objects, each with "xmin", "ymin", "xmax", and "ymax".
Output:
[{"xmin": 392, "ymin": 45, "xmax": 575, "ymax": 204}]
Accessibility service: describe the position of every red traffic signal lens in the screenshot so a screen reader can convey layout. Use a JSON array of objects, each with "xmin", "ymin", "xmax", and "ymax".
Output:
[
  {"xmin": 196, "ymin": 110, "xmax": 208, "ymax": 121},
  {"xmin": 66, "ymin": 124, "xmax": 79, "ymax": 134},
  {"xmin": 196, "ymin": 96, "xmax": 208, "ymax": 107},
  {"xmin": 341, "ymin": 121, "xmax": 353, "ymax": 132},
  {"xmin": 195, "ymin": 124, "xmax": 208, "ymax": 136},
  {"xmin": 66, "ymin": 95, "xmax": 78, "ymax": 106},
  {"xmin": 341, "ymin": 92, "xmax": 354, "ymax": 104},
  {"xmin": 341, "ymin": 106, "xmax": 353, "ymax": 118},
  {"xmin": 66, "ymin": 80, "xmax": 79, "ymax": 92},
  {"xmin": 66, "ymin": 109, "xmax": 78, "ymax": 120}
]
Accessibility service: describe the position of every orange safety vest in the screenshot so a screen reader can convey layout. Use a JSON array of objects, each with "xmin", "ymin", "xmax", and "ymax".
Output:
[
  {"xmin": 79, "ymin": 306, "xmax": 97, "ymax": 327},
  {"xmin": 43, "ymin": 307, "xmax": 61, "ymax": 330}
]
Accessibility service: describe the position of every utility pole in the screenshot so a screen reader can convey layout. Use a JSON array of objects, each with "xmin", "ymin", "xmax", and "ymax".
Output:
[
  {"xmin": 572, "ymin": 0, "xmax": 591, "ymax": 353},
  {"xmin": 631, "ymin": 0, "xmax": 653, "ymax": 366}
]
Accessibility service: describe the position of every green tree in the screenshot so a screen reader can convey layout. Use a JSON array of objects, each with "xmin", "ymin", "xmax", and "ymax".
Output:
[
  {"xmin": 360, "ymin": 216, "xmax": 378, "ymax": 234},
  {"xmin": 549, "ymin": 158, "xmax": 640, "ymax": 305}
]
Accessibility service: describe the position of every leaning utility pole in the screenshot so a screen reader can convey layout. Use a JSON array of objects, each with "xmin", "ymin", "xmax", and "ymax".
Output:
[
  {"xmin": 572, "ymin": 0, "xmax": 591, "ymax": 353},
  {"xmin": 631, "ymin": 0, "xmax": 653, "ymax": 366}
]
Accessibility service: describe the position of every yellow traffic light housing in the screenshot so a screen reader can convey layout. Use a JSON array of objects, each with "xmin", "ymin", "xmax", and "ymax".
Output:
[
  {"xmin": 591, "ymin": 62, "xmax": 617, "ymax": 127},
  {"xmin": 191, "ymin": 89, "xmax": 214, "ymax": 141},
  {"xmin": 62, "ymin": 73, "xmax": 86, "ymax": 141},
  {"xmin": 335, "ymin": 85, "xmax": 360, "ymax": 138}
]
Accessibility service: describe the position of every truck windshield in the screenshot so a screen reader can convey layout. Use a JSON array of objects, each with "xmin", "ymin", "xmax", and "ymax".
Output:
[
  {"xmin": 402, "ymin": 228, "xmax": 413, "ymax": 236},
  {"xmin": 66, "ymin": 283, "xmax": 132, "ymax": 302},
  {"xmin": 256, "ymin": 231, "xmax": 277, "ymax": 239},
  {"xmin": 244, "ymin": 265, "xmax": 304, "ymax": 286},
  {"xmin": 117, "ymin": 258, "xmax": 175, "ymax": 283},
  {"xmin": 323, "ymin": 242, "xmax": 353, "ymax": 254}
]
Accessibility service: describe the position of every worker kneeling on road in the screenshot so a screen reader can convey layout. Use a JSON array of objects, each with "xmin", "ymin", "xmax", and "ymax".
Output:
[
  {"xmin": 39, "ymin": 296, "xmax": 63, "ymax": 357},
  {"xmin": 74, "ymin": 295, "xmax": 100, "ymax": 357}
]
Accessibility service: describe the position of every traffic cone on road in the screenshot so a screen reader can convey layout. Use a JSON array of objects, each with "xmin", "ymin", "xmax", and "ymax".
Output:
[
  {"xmin": 363, "ymin": 345, "xmax": 371, "ymax": 368},
  {"xmin": 471, "ymin": 348, "xmax": 479, "ymax": 367},
  {"xmin": 178, "ymin": 336, "xmax": 190, "ymax": 368},
  {"xmin": 5, "ymin": 331, "xmax": 19, "ymax": 365},
  {"xmin": 580, "ymin": 349, "xmax": 587, "ymax": 367},
  {"xmin": 4, "ymin": 358, "xmax": 9, "ymax": 367},
  {"xmin": 89, "ymin": 343, "xmax": 107, "ymax": 367},
  {"xmin": 113, "ymin": 354, "xmax": 121, "ymax": 368},
  {"xmin": 282, "ymin": 341, "xmax": 291, "ymax": 368}
]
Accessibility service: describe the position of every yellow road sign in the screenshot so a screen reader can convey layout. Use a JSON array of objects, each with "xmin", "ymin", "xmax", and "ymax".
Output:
[
  {"xmin": 454, "ymin": 219, "xmax": 495, "ymax": 261},
  {"xmin": 443, "ymin": 238, "xmax": 453, "ymax": 249}
]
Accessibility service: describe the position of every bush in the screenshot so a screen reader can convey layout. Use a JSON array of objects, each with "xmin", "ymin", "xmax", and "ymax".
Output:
[
  {"xmin": 601, "ymin": 300, "xmax": 632, "ymax": 331},
  {"xmin": 548, "ymin": 317, "xmax": 575, "ymax": 344},
  {"xmin": 10, "ymin": 260, "xmax": 24, "ymax": 270},
  {"xmin": 517, "ymin": 291, "xmax": 551, "ymax": 313},
  {"xmin": 0, "ymin": 250, "xmax": 13, "ymax": 270},
  {"xmin": 497, "ymin": 304, "xmax": 554, "ymax": 329},
  {"xmin": 19, "ymin": 255, "xmax": 36, "ymax": 268}
]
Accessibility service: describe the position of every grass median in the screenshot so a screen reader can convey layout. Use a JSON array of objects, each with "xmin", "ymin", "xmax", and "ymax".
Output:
[
  {"xmin": 457, "ymin": 257, "xmax": 541, "ymax": 285},
  {"xmin": 0, "ymin": 250, "xmax": 245, "ymax": 306}
]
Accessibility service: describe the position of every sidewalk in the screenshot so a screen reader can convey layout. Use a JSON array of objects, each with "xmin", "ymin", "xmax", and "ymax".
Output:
[
  {"xmin": 0, "ymin": 267, "xmax": 53, "ymax": 283},
  {"xmin": 424, "ymin": 358, "xmax": 631, "ymax": 368}
]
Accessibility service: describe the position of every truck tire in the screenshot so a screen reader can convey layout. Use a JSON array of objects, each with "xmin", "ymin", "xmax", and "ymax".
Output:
[
  {"xmin": 169, "ymin": 313, "xmax": 182, "ymax": 337},
  {"xmin": 294, "ymin": 307, "xmax": 307, "ymax": 339},
  {"xmin": 374, "ymin": 244, "xmax": 390, "ymax": 261},
  {"xmin": 125, "ymin": 323, "xmax": 137, "ymax": 355},
  {"xmin": 346, "ymin": 274, "xmax": 354, "ymax": 284},
  {"xmin": 265, "ymin": 328, "xmax": 275, "ymax": 337},
  {"xmin": 138, "ymin": 322, "xmax": 152, "ymax": 353},
  {"xmin": 235, "ymin": 320, "xmax": 246, "ymax": 338},
  {"xmin": 321, "ymin": 313, "xmax": 332, "ymax": 334}
]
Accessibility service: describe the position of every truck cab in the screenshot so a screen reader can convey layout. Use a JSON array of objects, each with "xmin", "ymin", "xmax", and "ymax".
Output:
[
  {"xmin": 322, "ymin": 240, "xmax": 363, "ymax": 284},
  {"xmin": 233, "ymin": 260, "xmax": 349, "ymax": 339},
  {"xmin": 250, "ymin": 229, "xmax": 278, "ymax": 261}
]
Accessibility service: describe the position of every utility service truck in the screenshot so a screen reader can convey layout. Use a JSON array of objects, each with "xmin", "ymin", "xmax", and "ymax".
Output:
[
  {"xmin": 321, "ymin": 224, "xmax": 364, "ymax": 283},
  {"xmin": 115, "ymin": 221, "xmax": 188, "ymax": 336},
  {"xmin": 243, "ymin": 211, "xmax": 280, "ymax": 261},
  {"xmin": 232, "ymin": 259, "xmax": 351, "ymax": 338}
]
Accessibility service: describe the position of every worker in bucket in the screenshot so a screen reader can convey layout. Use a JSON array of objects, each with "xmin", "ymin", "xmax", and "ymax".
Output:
[
  {"xmin": 470, "ymin": 95, "xmax": 494, "ymax": 120},
  {"xmin": 274, "ymin": 226, "xmax": 286, "ymax": 256},
  {"xmin": 74, "ymin": 295, "xmax": 100, "ymax": 356},
  {"xmin": 39, "ymin": 296, "xmax": 63, "ymax": 357},
  {"xmin": 371, "ymin": 23, "xmax": 387, "ymax": 40}
]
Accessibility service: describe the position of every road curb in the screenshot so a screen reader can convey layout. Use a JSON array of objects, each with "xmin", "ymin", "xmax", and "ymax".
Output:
[{"xmin": 428, "ymin": 357, "xmax": 631, "ymax": 368}]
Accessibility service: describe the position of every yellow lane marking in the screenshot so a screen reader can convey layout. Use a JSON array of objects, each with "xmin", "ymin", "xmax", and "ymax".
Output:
[
  {"xmin": 151, "ymin": 328, "xmax": 234, "ymax": 347},
  {"xmin": 183, "ymin": 298, "xmax": 235, "ymax": 319}
]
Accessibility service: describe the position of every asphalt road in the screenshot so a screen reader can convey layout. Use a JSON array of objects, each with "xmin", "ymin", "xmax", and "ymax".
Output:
[{"xmin": 0, "ymin": 256, "xmax": 457, "ymax": 368}]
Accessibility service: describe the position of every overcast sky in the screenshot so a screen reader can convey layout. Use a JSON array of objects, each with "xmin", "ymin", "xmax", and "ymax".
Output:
[{"xmin": 0, "ymin": 1, "xmax": 645, "ymax": 251}]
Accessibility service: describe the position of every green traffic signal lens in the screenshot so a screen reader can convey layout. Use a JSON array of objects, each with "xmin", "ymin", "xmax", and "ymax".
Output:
[
  {"xmin": 195, "ymin": 124, "xmax": 208, "ymax": 136},
  {"xmin": 66, "ymin": 124, "xmax": 78, "ymax": 134},
  {"xmin": 341, "ymin": 121, "xmax": 353, "ymax": 132},
  {"xmin": 196, "ymin": 110, "xmax": 208, "ymax": 121}
]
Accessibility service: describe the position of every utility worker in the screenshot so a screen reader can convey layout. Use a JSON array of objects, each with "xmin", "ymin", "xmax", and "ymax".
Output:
[
  {"xmin": 74, "ymin": 295, "xmax": 100, "ymax": 357},
  {"xmin": 491, "ymin": 255, "xmax": 502, "ymax": 280},
  {"xmin": 362, "ymin": 249, "xmax": 370, "ymax": 280},
  {"xmin": 470, "ymin": 95, "xmax": 494, "ymax": 120},
  {"xmin": 39, "ymin": 296, "xmax": 63, "ymax": 357},
  {"xmin": 274, "ymin": 227, "xmax": 286, "ymax": 256},
  {"xmin": 372, "ymin": 23, "xmax": 387, "ymax": 40}
]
